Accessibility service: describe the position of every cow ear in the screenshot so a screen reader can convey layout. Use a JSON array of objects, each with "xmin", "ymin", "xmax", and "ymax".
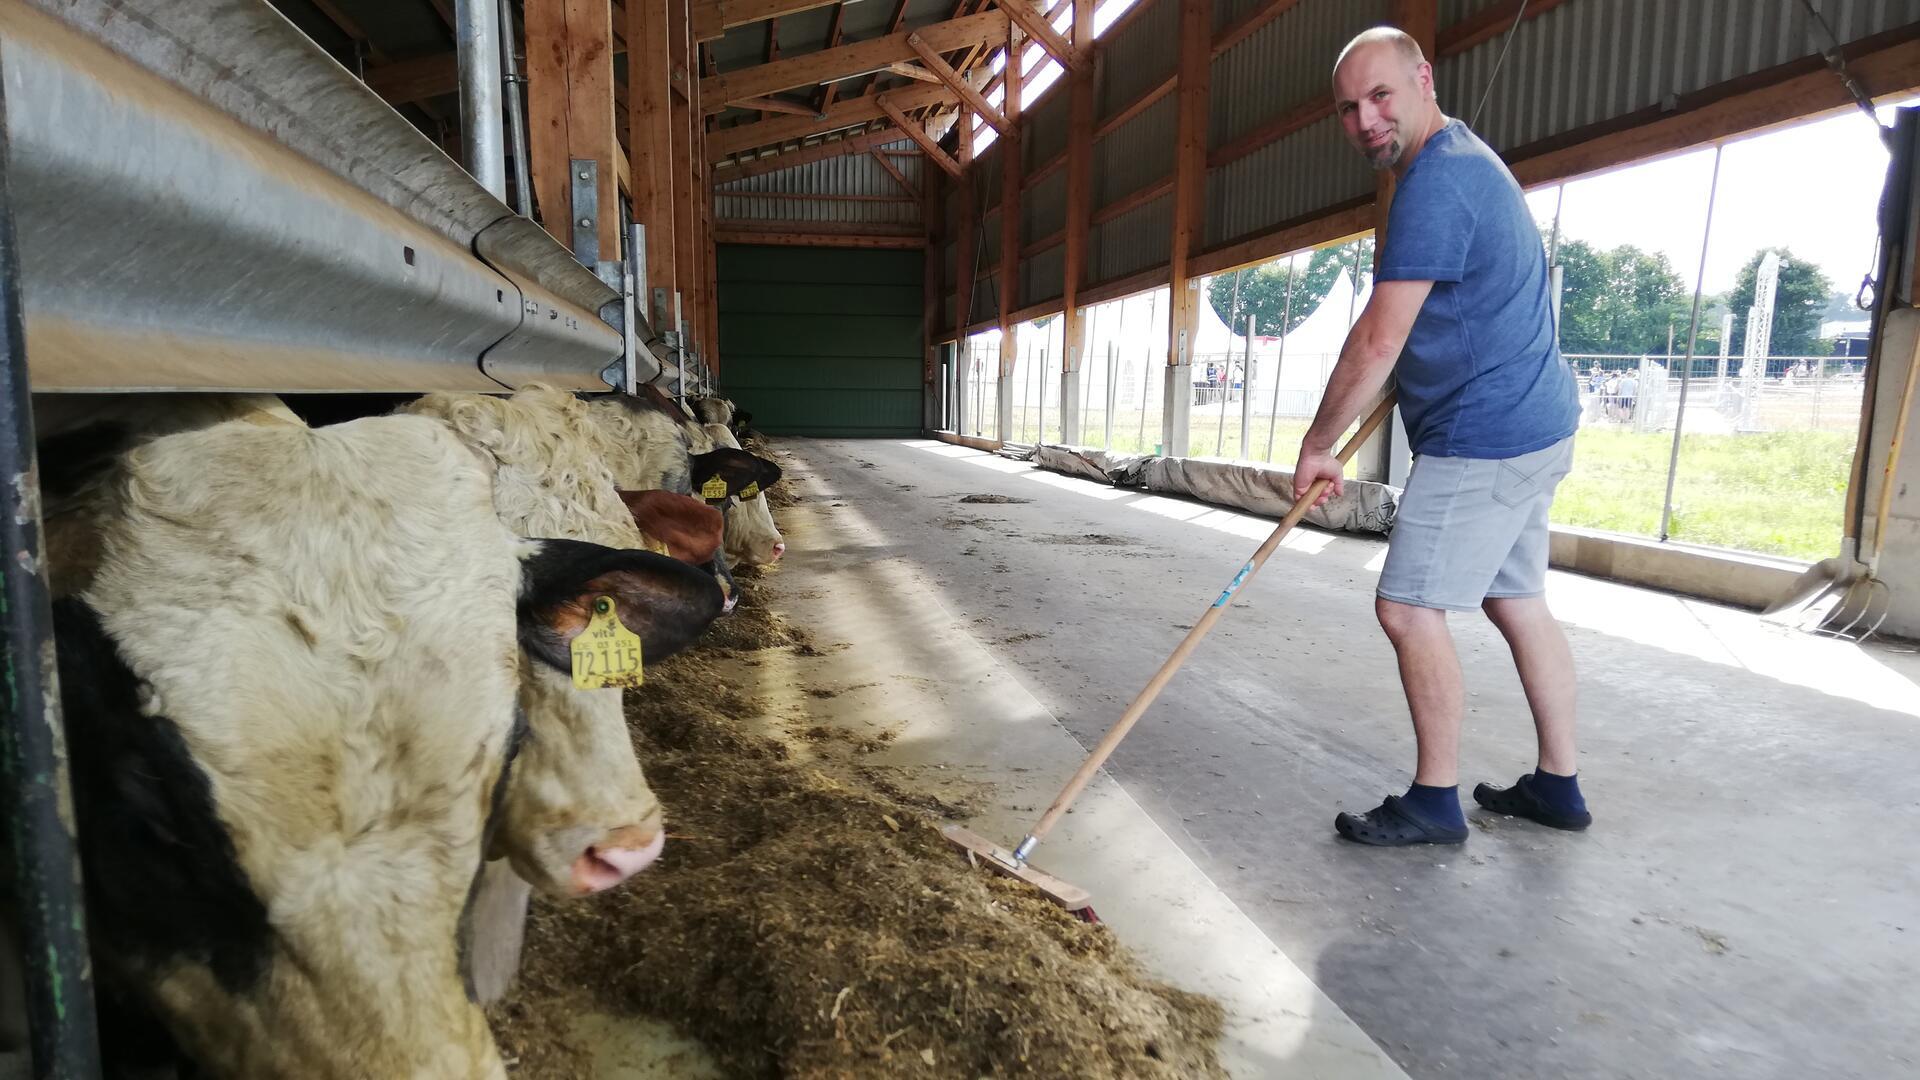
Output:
[
  {"xmin": 517, "ymin": 539, "xmax": 724, "ymax": 673},
  {"xmin": 750, "ymin": 455, "xmax": 783, "ymax": 489},
  {"xmin": 689, "ymin": 449, "xmax": 762, "ymax": 500}
]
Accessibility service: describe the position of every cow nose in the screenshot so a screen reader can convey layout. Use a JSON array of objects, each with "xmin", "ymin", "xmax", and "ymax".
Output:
[
  {"xmin": 570, "ymin": 825, "xmax": 665, "ymax": 894},
  {"xmin": 770, "ymin": 542, "xmax": 786, "ymax": 561}
]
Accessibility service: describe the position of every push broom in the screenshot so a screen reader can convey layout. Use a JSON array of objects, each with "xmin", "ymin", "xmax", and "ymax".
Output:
[{"xmin": 944, "ymin": 393, "xmax": 1399, "ymax": 918}]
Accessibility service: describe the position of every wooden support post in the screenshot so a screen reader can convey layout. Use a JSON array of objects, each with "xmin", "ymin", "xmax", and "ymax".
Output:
[
  {"xmin": 1163, "ymin": 0, "xmax": 1211, "ymax": 455},
  {"xmin": 670, "ymin": 0, "xmax": 700, "ymax": 343},
  {"xmin": 953, "ymin": 117, "xmax": 977, "ymax": 435},
  {"xmin": 694, "ymin": 44, "xmax": 718, "ymax": 369},
  {"xmin": 1061, "ymin": 0, "xmax": 1093, "ymax": 375},
  {"xmin": 924, "ymin": 162, "xmax": 944, "ymax": 428},
  {"xmin": 876, "ymin": 97, "xmax": 966, "ymax": 176},
  {"xmin": 525, "ymin": 0, "xmax": 621, "ymax": 260},
  {"xmin": 906, "ymin": 32, "xmax": 1008, "ymax": 133},
  {"xmin": 996, "ymin": 25, "xmax": 1022, "ymax": 443},
  {"xmin": 630, "ymin": 0, "xmax": 677, "ymax": 326}
]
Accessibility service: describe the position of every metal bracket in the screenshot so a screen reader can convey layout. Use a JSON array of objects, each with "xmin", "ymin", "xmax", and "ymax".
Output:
[{"xmin": 569, "ymin": 157, "xmax": 598, "ymax": 268}]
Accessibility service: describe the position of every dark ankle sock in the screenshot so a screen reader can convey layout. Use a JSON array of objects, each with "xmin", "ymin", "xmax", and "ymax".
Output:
[
  {"xmin": 1400, "ymin": 782, "xmax": 1464, "ymax": 828},
  {"xmin": 1527, "ymin": 769, "xmax": 1587, "ymax": 815}
]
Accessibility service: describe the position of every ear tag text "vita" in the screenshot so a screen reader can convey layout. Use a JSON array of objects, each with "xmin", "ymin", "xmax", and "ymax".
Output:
[{"xmin": 571, "ymin": 595, "xmax": 644, "ymax": 690}]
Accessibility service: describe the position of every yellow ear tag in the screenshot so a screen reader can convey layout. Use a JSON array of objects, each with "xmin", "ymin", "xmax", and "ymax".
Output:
[
  {"xmin": 739, "ymin": 481, "xmax": 760, "ymax": 500},
  {"xmin": 700, "ymin": 475, "xmax": 729, "ymax": 500},
  {"xmin": 570, "ymin": 596, "xmax": 644, "ymax": 690}
]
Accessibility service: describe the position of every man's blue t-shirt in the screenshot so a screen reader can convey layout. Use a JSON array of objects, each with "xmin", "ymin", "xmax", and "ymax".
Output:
[{"xmin": 1375, "ymin": 119, "xmax": 1578, "ymax": 458}]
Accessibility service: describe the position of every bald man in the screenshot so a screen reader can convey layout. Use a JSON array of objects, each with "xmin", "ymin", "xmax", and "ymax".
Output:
[{"xmin": 1293, "ymin": 28, "xmax": 1587, "ymax": 846}]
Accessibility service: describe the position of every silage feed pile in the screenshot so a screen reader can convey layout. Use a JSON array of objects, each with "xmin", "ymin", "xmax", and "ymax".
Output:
[{"xmin": 490, "ymin": 456, "xmax": 1226, "ymax": 1079}]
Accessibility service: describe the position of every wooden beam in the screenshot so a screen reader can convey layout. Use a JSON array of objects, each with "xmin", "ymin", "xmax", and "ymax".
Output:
[
  {"xmin": 995, "ymin": 0, "xmax": 1076, "ymax": 71},
  {"xmin": 701, "ymin": 10, "xmax": 1009, "ymax": 112},
  {"xmin": 1023, "ymin": 149, "xmax": 1067, "ymax": 189},
  {"xmin": 366, "ymin": 53, "xmax": 459, "ymax": 104},
  {"xmin": 693, "ymin": 0, "xmax": 842, "ymax": 42},
  {"xmin": 997, "ymin": 19, "xmax": 1022, "ymax": 381},
  {"xmin": 870, "ymin": 148, "xmax": 920, "ymax": 198},
  {"xmin": 1021, "ymin": 227, "xmax": 1065, "ymax": 259},
  {"xmin": 952, "ymin": 118, "xmax": 979, "ymax": 346},
  {"xmin": 1091, "ymin": 175, "xmax": 1172, "ymax": 225},
  {"xmin": 671, "ymin": 0, "xmax": 700, "ymax": 326},
  {"xmin": 733, "ymin": 95, "xmax": 825, "ymax": 117},
  {"xmin": 709, "ymin": 81, "xmax": 954, "ymax": 159},
  {"xmin": 1060, "ymin": 0, "xmax": 1094, "ymax": 377},
  {"xmin": 887, "ymin": 62, "xmax": 944, "ymax": 83},
  {"xmin": 526, "ymin": 0, "xmax": 621, "ymax": 258},
  {"xmin": 1190, "ymin": 198, "xmax": 1374, "ymax": 280},
  {"xmin": 907, "ymin": 31, "xmax": 1009, "ymax": 133},
  {"xmin": 815, "ymin": 2, "xmax": 849, "ymax": 111},
  {"xmin": 630, "ymin": 0, "xmax": 677, "ymax": 317},
  {"xmin": 1093, "ymin": 75, "xmax": 1174, "ymax": 139},
  {"xmin": 1207, "ymin": 97, "xmax": 1330, "ymax": 169},
  {"xmin": 876, "ymin": 97, "xmax": 965, "ymax": 176},
  {"xmin": 714, "ymin": 224, "xmax": 926, "ymax": 248},
  {"xmin": 1210, "ymin": 0, "xmax": 1301, "ymax": 58},
  {"xmin": 859, "ymin": 0, "xmax": 921, "ymax": 98},
  {"xmin": 1436, "ymin": 0, "xmax": 1572, "ymax": 57},
  {"xmin": 1166, "ymin": 0, "xmax": 1210, "ymax": 393},
  {"xmin": 711, "ymin": 125, "xmax": 902, "ymax": 180}
]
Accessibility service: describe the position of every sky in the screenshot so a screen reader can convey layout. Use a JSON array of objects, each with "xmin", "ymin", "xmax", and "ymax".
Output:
[{"xmin": 1521, "ymin": 96, "xmax": 1920, "ymax": 300}]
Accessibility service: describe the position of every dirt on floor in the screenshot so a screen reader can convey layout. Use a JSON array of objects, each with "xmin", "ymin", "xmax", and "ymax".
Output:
[{"xmin": 489, "ymin": 455, "xmax": 1226, "ymax": 1080}]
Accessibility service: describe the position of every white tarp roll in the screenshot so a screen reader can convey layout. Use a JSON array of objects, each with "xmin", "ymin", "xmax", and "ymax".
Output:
[{"xmin": 1032, "ymin": 444, "xmax": 1400, "ymax": 535}]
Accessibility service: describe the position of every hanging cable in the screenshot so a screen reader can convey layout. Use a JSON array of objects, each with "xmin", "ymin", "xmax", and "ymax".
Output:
[{"xmin": 1468, "ymin": 0, "xmax": 1530, "ymax": 131}]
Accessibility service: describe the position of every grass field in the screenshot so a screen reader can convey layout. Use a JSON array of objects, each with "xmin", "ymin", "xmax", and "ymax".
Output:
[{"xmin": 987, "ymin": 404, "xmax": 1849, "ymax": 562}]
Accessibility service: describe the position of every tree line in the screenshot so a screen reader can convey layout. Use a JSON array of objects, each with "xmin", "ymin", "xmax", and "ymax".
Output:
[{"xmin": 1207, "ymin": 234, "xmax": 1845, "ymax": 359}]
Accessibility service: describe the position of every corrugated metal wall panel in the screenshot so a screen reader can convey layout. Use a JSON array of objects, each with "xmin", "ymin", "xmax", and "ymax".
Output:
[
  {"xmin": 969, "ymin": 269, "xmax": 998, "ymax": 325},
  {"xmin": 1098, "ymin": 0, "xmax": 1179, "ymax": 117},
  {"xmin": 980, "ymin": 206, "xmax": 1003, "ymax": 267},
  {"xmin": 1027, "ymin": 89, "xmax": 1072, "ymax": 167},
  {"xmin": 1439, "ymin": 0, "xmax": 1503, "ymax": 25},
  {"xmin": 1093, "ymin": 192, "xmax": 1172, "ymax": 280},
  {"xmin": 1096, "ymin": 91, "xmax": 1177, "ymax": 204},
  {"xmin": 717, "ymin": 138, "xmax": 919, "ymax": 197},
  {"xmin": 715, "ymin": 137, "xmax": 923, "ymax": 226},
  {"xmin": 1210, "ymin": 0, "xmax": 1387, "ymax": 149},
  {"xmin": 713, "ymin": 193, "xmax": 920, "ymax": 226},
  {"xmin": 1023, "ymin": 244, "xmax": 1067, "ymax": 306},
  {"xmin": 1438, "ymin": 0, "xmax": 1920, "ymax": 158},
  {"xmin": 1025, "ymin": 166, "xmax": 1069, "ymax": 241},
  {"xmin": 1206, "ymin": 111, "xmax": 1372, "ymax": 246},
  {"xmin": 1213, "ymin": 0, "xmax": 1270, "ymax": 34}
]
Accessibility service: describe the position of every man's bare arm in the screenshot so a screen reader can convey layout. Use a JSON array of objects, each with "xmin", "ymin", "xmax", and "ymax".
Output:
[{"xmin": 1292, "ymin": 278, "xmax": 1432, "ymax": 506}]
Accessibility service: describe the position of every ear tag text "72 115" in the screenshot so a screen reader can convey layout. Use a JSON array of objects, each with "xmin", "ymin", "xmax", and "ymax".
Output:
[{"xmin": 571, "ymin": 596, "xmax": 644, "ymax": 690}]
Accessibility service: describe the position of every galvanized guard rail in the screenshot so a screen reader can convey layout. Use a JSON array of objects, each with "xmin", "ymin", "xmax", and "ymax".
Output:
[{"xmin": 5, "ymin": 0, "xmax": 652, "ymax": 393}]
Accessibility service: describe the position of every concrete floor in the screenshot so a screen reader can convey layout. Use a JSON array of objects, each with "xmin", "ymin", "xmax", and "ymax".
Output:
[{"xmin": 770, "ymin": 435, "xmax": 1920, "ymax": 1080}]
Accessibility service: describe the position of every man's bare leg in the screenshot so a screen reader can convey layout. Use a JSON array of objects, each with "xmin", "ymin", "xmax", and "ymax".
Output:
[
  {"xmin": 1476, "ymin": 594, "xmax": 1591, "ymax": 829},
  {"xmin": 1481, "ymin": 595, "xmax": 1577, "ymax": 774},
  {"xmin": 1375, "ymin": 596, "xmax": 1464, "ymax": 785}
]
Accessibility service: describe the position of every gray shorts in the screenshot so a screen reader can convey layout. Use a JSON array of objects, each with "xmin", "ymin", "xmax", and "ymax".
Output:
[{"xmin": 1377, "ymin": 436, "xmax": 1575, "ymax": 612}]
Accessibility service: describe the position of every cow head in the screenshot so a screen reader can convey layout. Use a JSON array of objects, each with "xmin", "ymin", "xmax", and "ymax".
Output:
[
  {"xmin": 618, "ymin": 489, "xmax": 739, "ymax": 613},
  {"xmin": 503, "ymin": 540, "xmax": 725, "ymax": 896},
  {"xmin": 701, "ymin": 424, "xmax": 787, "ymax": 566}
]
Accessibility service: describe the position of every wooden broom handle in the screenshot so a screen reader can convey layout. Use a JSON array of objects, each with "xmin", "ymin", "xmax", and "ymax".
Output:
[{"xmin": 1020, "ymin": 393, "xmax": 1399, "ymax": 851}]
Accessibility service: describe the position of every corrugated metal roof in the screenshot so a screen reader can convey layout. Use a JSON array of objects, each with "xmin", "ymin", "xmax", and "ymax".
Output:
[
  {"xmin": 1024, "ymin": 166, "xmax": 1069, "ymax": 241},
  {"xmin": 1439, "ymin": 0, "xmax": 1505, "ymax": 26},
  {"xmin": 1097, "ymin": 0, "xmax": 1178, "ymax": 116},
  {"xmin": 1026, "ymin": 87, "xmax": 1073, "ymax": 166},
  {"xmin": 715, "ymin": 136, "xmax": 922, "ymax": 226},
  {"xmin": 1092, "ymin": 190, "xmax": 1172, "ymax": 280},
  {"xmin": 1209, "ymin": 0, "xmax": 1387, "ymax": 149},
  {"xmin": 1439, "ymin": 0, "xmax": 1920, "ymax": 158},
  {"xmin": 1205, "ymin": 112, "xmax": 1371, "ymax": 246},
  {"xmin": 1023, "ymin": 244, "xmax": 1067, "ymax": 305},
  {"xmin": 1095, "ymin": 90, "xmax": 1175, "ymax": 204}
]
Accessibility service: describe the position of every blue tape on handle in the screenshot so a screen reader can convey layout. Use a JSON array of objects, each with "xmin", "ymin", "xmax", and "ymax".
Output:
[{"xmin": 1212, "ymin": 560, "xmax": 1255, "ymax": 608}]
